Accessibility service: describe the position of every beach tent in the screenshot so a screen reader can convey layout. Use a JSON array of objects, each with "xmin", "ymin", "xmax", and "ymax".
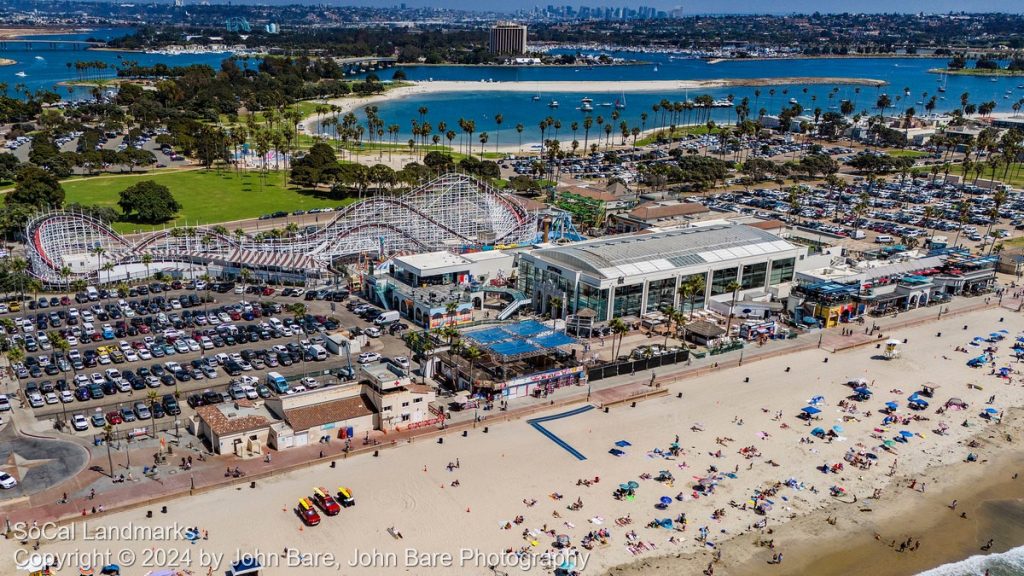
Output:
[
  {"xmin": 230, "ymin": 558, "xmax": 262, "ymax": 576},
  {"xmin": 801, "ymin": 406, "xmax": 822, "ymax": 415},
  {"xmin": 945, "ymin": 397, "xmax": 968, "ymax": 409},
  {"xmin": 984, "ymin": 408, "xmax": 999, "ymax": 414},
  {"xmin": 809, "ymin": 395, "xmax": 825, "ymax": 406},
  {"xmin": 885, "ymin": 401, "xmax": 899, "ymax": 410},
  {"xmin": 811, "ymin": 427, "xmax": 826, "ymax": 437}
]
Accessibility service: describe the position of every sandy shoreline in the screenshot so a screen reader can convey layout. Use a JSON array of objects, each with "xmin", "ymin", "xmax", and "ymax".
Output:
[
  {"xmin": 0, "ymin": 27, "xmax": 78, "ymax": 39},
  {"xmin": 607, "ymin": 412, "xmax": 1024, "ymax": 576}
]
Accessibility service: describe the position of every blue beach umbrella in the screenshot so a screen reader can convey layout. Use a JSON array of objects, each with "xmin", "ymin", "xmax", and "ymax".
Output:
[
  {"xmin": 885, "ymin": 401, "xmax": 899, "ymax": 410},
  {"xmin": 984, "ymin": 408, "xmax": 999, "ymax": 414},
  {"xmin": 660, "ymin": 496, "xmax": 673, "ymax": 505},
  {"xmin": 801, "ymin": 406, "xmax": 821, "ymax": 415},
  {"xmin": 811, "ymin": 427, "xmax": 825, "ymax": 435},
  {"xmin": 899, "ymin": 430, "xmax": 914, "ymax": 438},
  {"xmin": 832, "ymin": 425, "xmax": 844, "ymax": 433}
]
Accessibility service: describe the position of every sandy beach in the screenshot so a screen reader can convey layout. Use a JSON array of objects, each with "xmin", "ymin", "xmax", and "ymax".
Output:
[
  {"xmin": 3, "ymin": 305, "xmax": 1022, "ymax": 576},
  {"xmin": 0, "ymin": 27, "xmax": 77, "ymax": 39}
]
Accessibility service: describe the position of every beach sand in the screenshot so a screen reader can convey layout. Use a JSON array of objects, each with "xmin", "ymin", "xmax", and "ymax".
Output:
[{"xmin": 3, "ymin": 307, "xmax": 1022, "ymax": 575}]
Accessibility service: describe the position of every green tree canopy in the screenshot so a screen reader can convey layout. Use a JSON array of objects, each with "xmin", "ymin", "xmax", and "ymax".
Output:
[
  {"xmin": 118, "ymin": 180, "xmax": 181, "ymax": 223},
  {"xmin": 6, "ymin": 164, "xmax": 65, "ymax": 209}
]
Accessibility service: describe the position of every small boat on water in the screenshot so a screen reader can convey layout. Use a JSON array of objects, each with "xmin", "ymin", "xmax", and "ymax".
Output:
[
  {"xmin": 580, "ymin": 102, "xmax": 593, "ymax": 112},
  {"xmin": 548, "ymin": 100, "xmax": 559, "ymax": 108},
  {"xmin": 789, "ymin": 98, "xmax": 798, "ymax": 105},
  {"xmin": 653, "ymin": 64, "xmax": 659, "ymax": 72},
  {"xmin": 532, "ymin": 94, "xmax": 541, "ymax": 101},
  {"xmin": 14, "ymin": 71, "xmax": 26, "ymax": 77},
  {"xmin": 615, "ymin": 95, "xmax": 626, "ymax": 110},
  {"xmin": 34, "ymin": 56, "xmax": 44, "ymax": 60},
  {"xmin": 581, "ymin": 97, "xmax": 593, "ymax": 104}
]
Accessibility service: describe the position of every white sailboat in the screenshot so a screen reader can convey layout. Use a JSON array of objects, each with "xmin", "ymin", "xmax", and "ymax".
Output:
[{"xmin": 614, "ymin": 92, "xmax": 626, "ymax": 109}]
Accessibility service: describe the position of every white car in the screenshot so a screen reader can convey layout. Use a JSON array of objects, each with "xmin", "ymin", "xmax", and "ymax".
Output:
[
  {"xmin": 72, "ymin": 414, "xmax": 89, "ymax": 431},
  {"xmin": 365, "ymin": 326, "xmax": 382, "ymax": 338},
  {"xmin": 90, "ymin": 373, "xmax": 105, "ymax": 385},
  {"xmin": 60, "ymin": 390, "xmax": 74, "ymax": 403},
  {"xmin": 138, "ymin": 348, "xmax": 152, "ymax": 360},
  {"xmin": 0, "ymin": 395, "xmax": 11, "ymax": 412},
  {"xmin": 358, "ymin": 352, "xmax": 381, "ymax": 364},
  {"xmin": 242, "ymin": 385, "xmax": 258, "ymax": 400},
  {"xmin": 0, "ymin": 472, "xmax": 17, "ymax": 489},
  {"xmin": 27, "ymin": 392, "xmax": 44, "ymax": 408},
  {"xmin": 44, "ymin": 392, "xmax": 59, "ymax": 404}
]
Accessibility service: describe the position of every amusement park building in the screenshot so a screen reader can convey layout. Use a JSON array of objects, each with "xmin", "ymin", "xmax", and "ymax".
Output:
[{"xmin": 517, "ymin": 223, "xmax": 806, "ymax": 322}]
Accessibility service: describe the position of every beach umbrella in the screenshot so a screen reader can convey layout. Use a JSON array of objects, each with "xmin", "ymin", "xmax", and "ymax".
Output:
[
  {"xmin": 811, "ymin": 427, "xmax": 825, "ymax": 435},
  {"xmin": 885, "ymin": 401, "xmax": 899, "ymax": 409},
  {"xmin": 801, "ymin": 406, "xmax": 821, "ymax": 415},
  {"xmin": 660, "ymin": 496, "xmax": 673, "ymax": 505},
  {"xmin": 984, "ymin": 408, "xmax": 999, "ymax": 414},
  {"xmin": 854, "ymin": 387, "xmax": 871, "ymax": 395},
  {"xmin": 998, "ymin": 329, "xmax": 1008, "ymax": 334},
  {"xmin": 886, "ymin": 338, "xmax": 901, "ymax": 345},
  {"xmin": 832, "ymin": 425, "xmax": 844, "ymax": 433},
  {"xmin": 883, "ymin": 440, "xmax": 896, "ymax": 447},
  {"xmin": 810, "ymin": 395, "xmax": 825, "ymax": 405},
  {"xmin": 558, "ymin": 560, "xmax": 576, "ymax": 571},
  {"xmin": 658, "ymin": 518, "xmax": 674, "ymax": 528},
  {"xmin": 899, "ymin": 430, "xmax": 914, "ymax": 438},
  {"xmin": 865, "ymin": 453, "xmax": 878, "ymax": 460},
  {"xmin": 627, "ymin": 481, "xmax": 639, "ymax": 489},
  {"xmin": 619, "ymin": 483, "xmax": 631, "ymax": 491}
]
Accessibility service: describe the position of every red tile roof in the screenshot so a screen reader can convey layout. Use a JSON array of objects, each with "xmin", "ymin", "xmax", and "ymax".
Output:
[
  {"xmin": 627, "ymin": 202, "xmax": 709, "ymax": 221},
  {"xmin": 195, "ymin": 401, "xmax": 269, "ymax": 436},
  {"xmin": 284, "ymin": 395, "xmax": 375, "ymax": 432}
]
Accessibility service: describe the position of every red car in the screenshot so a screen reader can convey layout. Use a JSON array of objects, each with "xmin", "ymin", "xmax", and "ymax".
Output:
[
  {"xmin": 261, "ymin": 287, "xmax": 276, "ymax": 296},
  {"xmin": 297, "ymin": 498, "xmax": 321, "ymax": 526},
  {"xmin": 312, "ymin": 487, "xmax": 341, "ymax": 516},
  {"xmin": 106, "ymin": 411, "xmax": 123, "ymax": 425}
]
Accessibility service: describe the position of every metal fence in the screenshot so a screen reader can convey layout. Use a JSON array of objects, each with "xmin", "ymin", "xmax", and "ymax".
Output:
[{"xmin": 586, "ymin": 349, "xmax": 690, "ymax": 382}]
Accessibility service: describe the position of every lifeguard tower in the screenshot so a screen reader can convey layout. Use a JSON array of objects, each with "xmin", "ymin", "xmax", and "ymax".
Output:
[{"xmin": 884, "ymin": 338, "xmax": 901, "ymax": 359}]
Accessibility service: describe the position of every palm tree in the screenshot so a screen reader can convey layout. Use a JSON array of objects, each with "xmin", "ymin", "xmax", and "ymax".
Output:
[
  {"xmin": 609, "ymin": 317, "xmax": 628, "ymax": 361},
  {"xmin": 661, "ymin": 305, "xmax": 678, "ymax": 349},
  {"xmin": 147, "ymin": 389, "xmax": 159, "ymax": 438},
  {"xmin": 287, "ymin": 302, "xmax": 307, "ymax": 360},
  {"xmin": 141, "ymin": 253, "xmax": 153, "ymax": 281},
  {"xmin": 724, "ymin": 280, "xmax": 742, "ymax": 337},
  {"xmin": 515, "ymin": 123, "xmax": 524, "ymax": 151},
  {"xmin": 493, "ymin": 113, "xmax": 503, "ymax": 153},
  {"xmin": 463, "ymin": 345, "xmax": 483, "ymax": 390},
  {"xmin": 445, "ymin": 301, "xmax": 459, "ymax": 327}
]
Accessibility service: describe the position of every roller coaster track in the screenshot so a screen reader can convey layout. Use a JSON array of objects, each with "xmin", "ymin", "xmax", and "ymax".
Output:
[{"xmin": 25, "ymin": 173, "xmax": 537, "ymax": 284}]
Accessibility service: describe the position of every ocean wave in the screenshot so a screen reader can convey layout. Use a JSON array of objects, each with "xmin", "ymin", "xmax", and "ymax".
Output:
[{"xmin": 916, "ymin": 545, "xmax": 1024, "ymax": 576}]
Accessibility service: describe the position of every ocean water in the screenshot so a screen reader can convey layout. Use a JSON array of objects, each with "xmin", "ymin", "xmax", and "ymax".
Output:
[
  {"xmin": 916, "ymin": 545, "xmax": 1024, "ymax": 576},
  {"xmin": 0, "ymin": 28, "xmax": 230, "ymax": 99},
  {"xmin": 358, "ymin": 52, "xmax": 1024, "ymax": 143}
]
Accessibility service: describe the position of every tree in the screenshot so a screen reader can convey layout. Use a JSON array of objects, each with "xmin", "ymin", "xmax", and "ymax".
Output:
[
  {"xmin": 118, "ymin": 180, "xmax": 181, "ymax": 223},
  {"xmin": 724, "ymin": 280, "xmax": 742, "ymax": 337},
  {"xmin": 609, "ymin": 317, "xmax": 628, "ymax": 361},
  {"xmin": 463, "ymin": 345, "xmax": 483, "ymax": 389},
  {"xmin": 6, "ymin": 165, "xmax": 64, "ymax": 209}
]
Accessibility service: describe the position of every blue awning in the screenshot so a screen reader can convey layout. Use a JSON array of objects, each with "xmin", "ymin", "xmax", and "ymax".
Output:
[{"xmin": 801, "ymin": 406, "xmax": 821, "ymax": 415}]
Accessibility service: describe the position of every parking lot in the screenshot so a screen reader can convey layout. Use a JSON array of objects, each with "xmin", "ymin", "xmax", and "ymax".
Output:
[{"xmin": 1, "ymin": 281, "xmax": 416, "ymax": 439}]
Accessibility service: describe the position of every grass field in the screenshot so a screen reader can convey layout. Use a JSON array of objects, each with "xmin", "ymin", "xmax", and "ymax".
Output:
[
  {"xmin": 886, "ymin": 149, "xmax": 929, "ymax": 159},
  {"xmin": 62, "ymin": 169, "xmax": 352, "ymax": 233},
  {"xmin": 913, "ymin": 163, "xmax": 1024, "ymax": 187},
  {"xmin": 636, "ymin": 125, "xmax": 720, "ymax": 146}
]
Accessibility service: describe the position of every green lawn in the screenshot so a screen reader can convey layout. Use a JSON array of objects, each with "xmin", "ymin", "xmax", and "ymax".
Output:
[
  {"xmin": 913, "ymin": 163, "xmax": 1024, "ymax": 187},
  {"xmin": 886, "ymin": 150, "xmax": 928, "ymax": 159},
  {"xmin": 62, "ymin": 169, "xmax": 352, "ymax": 233},
  {"xmin": 637, "ymin": 125, "xmax": 720, "ymax": 146}
]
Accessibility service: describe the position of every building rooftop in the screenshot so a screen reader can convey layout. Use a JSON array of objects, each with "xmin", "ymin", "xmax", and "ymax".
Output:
[
  {"xmin": 626, "ymin": 201, "xmax": 709, "ymax": 221},
  {"xmin": 195, "ymin": 400, "xmax": 270, "ymax": 436},
  {"xmin": 394, "ymin": 250, "xmax": 470, "ymax": 273},
  {"xmin": 531, "ymin": 224, "xmax": 795, "ymax": 279},
  {"xmin": 283, "ymin": 395, "xmax": 375, "ymax": 432},
  {"xmin": 559, "ymin": 186, "xmax": 619, "ymax": 202}
]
